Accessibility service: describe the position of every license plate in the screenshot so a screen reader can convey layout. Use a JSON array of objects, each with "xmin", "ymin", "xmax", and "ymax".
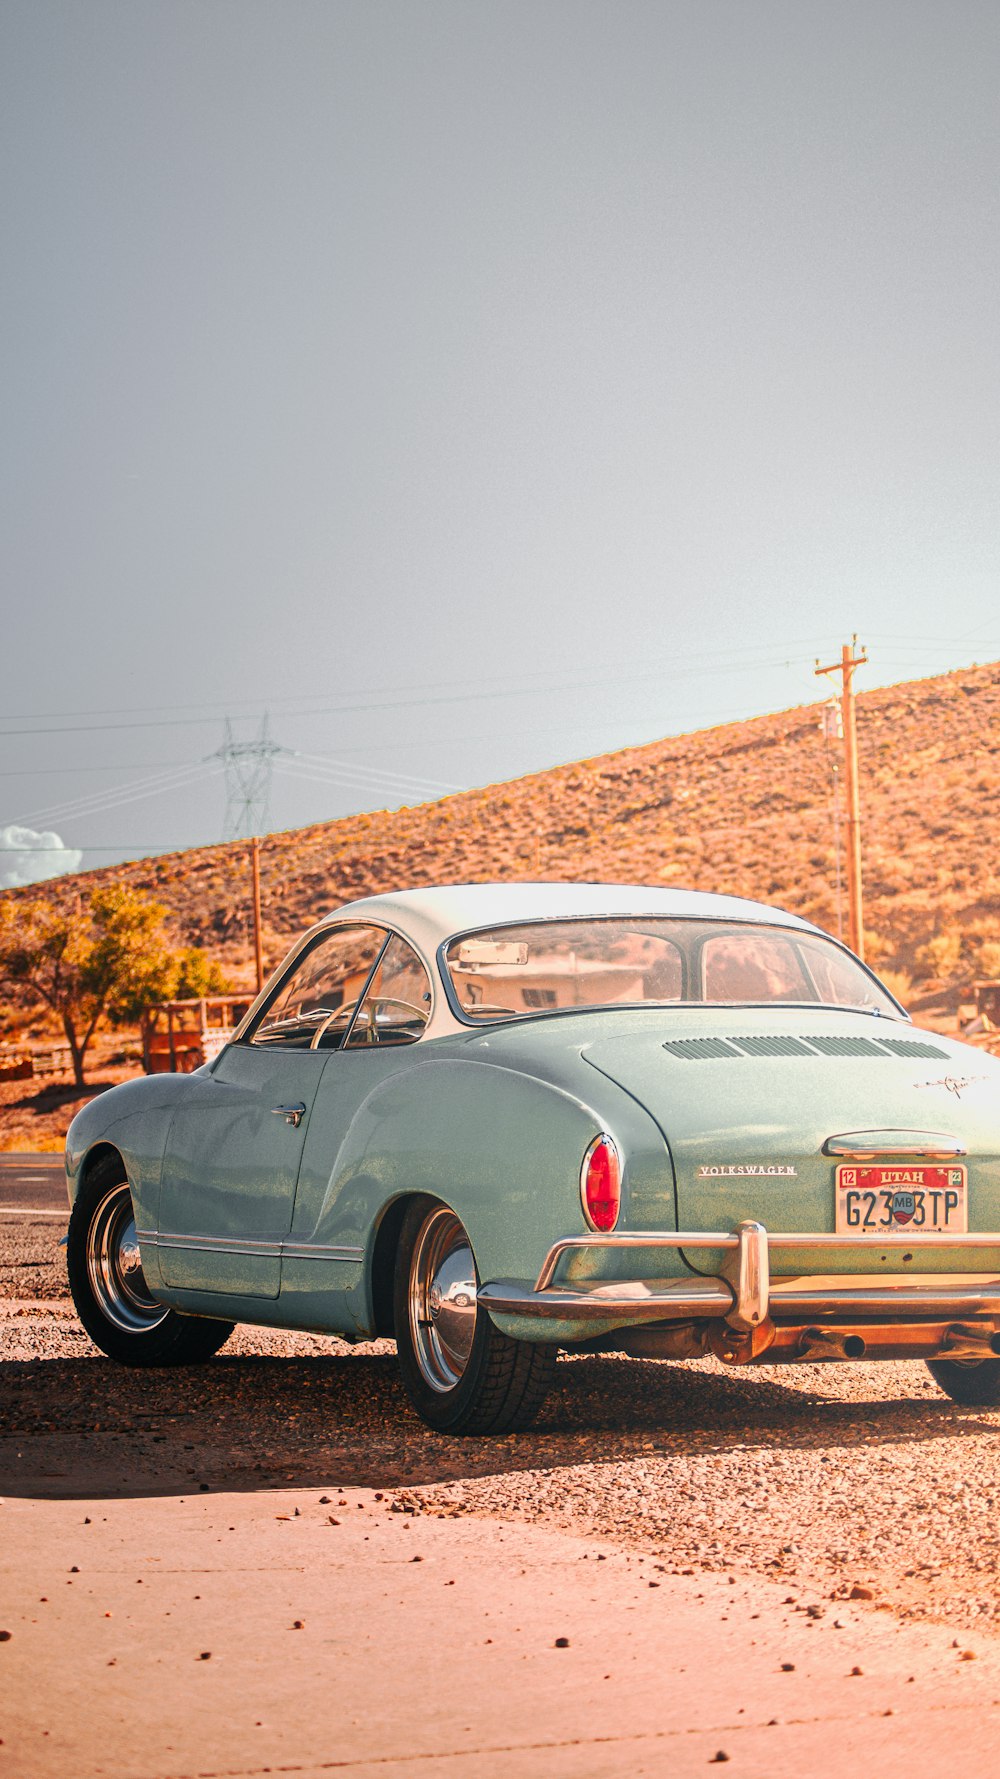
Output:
[{"xmin": 835, "ymin": 1164, "xmax": 968, "ymax": 1234}]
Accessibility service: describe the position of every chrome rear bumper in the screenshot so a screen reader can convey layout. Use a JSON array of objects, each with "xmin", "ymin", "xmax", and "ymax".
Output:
[{"xmin": 477, "ymin": 1223, "xmax": 1000, "ymax": 1333}]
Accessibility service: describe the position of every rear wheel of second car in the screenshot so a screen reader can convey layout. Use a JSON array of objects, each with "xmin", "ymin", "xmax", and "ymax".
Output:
[
  {"xmin": 926, "ymin": 1357, "xmax": 1000, "ymax": 1406},
  {"xmin": 393, "ymin": 1196, "xmax": 556, "ymax": 1435}
]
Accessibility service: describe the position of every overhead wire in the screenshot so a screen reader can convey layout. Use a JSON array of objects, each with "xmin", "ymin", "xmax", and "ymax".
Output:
[
  {"xmin": 0, "ymin": 761, "xmax": 191, "ymax": 778},
  {"xmin": 12, "ymin": 760, "xmax": 224, "ymax": 830},
  {"xmin": 292, "ymin": 750, "xmax": 463, "ymax": 793},
  {"xmin": 4, "ymin": 636, "xmax": 996, "ymax": 869},
  {"xmin": 0, "ymin": 634, "xmax": 860, "ymax": 728},
  {"xmin": 273, "ymin": 761, "xmax": 458, "ymax": 808},
  {"xmin": 0, "ymin": 645, "xmax": 872, "ymax": 741}
]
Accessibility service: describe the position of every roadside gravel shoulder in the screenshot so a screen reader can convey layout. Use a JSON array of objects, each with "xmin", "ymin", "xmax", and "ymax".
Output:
[{"xmin": 3, "ymin": 1221, "xmax": 1000, "ymax": 1645}]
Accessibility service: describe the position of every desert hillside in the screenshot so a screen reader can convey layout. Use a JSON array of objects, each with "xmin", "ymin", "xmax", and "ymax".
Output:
[{"xmin": 6, "ymin": 659, "xmax": 1000, "ymax": 1003}]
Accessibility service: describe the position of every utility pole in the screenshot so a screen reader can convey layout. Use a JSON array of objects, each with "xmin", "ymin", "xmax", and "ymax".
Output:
[
  {"xmin": 250, "ymin": 836, "xmax": 264, "ymax": 994},
  {"xmin": 820, "ymin": 701, "xmax": 844, "ymax": 942},
  {"xmin": 815, "ymin": 638, "xmax": 867, "ymax": 959}
]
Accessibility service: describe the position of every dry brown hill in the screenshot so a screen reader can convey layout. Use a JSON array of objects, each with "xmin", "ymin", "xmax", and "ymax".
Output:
[{"xmin": 7, "ymin": 659, "xmax": 1000, "ymax": 1000}]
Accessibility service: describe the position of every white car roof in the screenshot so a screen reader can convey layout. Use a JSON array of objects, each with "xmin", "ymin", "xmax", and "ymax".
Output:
[{"xmin": 318, "ymin": 881, "xmax": 822, "ymax": 956}]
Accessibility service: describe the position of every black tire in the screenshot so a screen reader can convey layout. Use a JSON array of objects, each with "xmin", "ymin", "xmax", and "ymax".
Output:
[
  {"xmin": 393, "ymin": 1196, "xmax": 556, "ymax": 1435},
  {"xmin": 67, "ymin": 1159, "xmax": 235, "ymax": 1367},
  {"xmin": 926, "ymin": 1357, "xmax": 1000, "ymax": 1406}
]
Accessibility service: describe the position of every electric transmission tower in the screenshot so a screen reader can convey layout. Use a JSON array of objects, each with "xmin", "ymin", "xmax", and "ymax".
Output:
[{"xmin": 208, "ymin": 714, "xmax": 290, "ymax": 841}]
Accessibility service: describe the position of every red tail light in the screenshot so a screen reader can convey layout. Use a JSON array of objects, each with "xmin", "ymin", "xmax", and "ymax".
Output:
[{"xmin": 581, "ymin": 1134, "xmax": 621, "ymax": 1232}]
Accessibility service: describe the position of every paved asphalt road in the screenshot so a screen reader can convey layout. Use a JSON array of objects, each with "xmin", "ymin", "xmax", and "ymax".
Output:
[{"xmin": 0, "ymin": 1152, "xmax": 66, "ymax": 1215}]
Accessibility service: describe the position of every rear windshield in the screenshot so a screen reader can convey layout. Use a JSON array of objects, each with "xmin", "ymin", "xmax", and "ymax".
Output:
[{"xmin": 443, "ymin": 918, "xmax": 899, "ymax": 1021}]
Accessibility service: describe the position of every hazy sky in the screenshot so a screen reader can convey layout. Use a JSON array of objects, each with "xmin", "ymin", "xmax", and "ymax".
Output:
[{"xmin": 2, "ymin": 1, "xmax": 998, "ymax": 882}]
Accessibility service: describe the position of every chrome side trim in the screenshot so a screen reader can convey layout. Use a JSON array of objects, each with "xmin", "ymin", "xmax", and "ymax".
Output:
[
  {"xmin": 145, "ymin": 1232, "xmax": 282, "ymax": 1255},
  {"xmin": 280, "ymin": 1242, "xmax": 365, "ymax": 1263},
  {"xmin": 138, "ymin": 1230, "xmax": 364, "ymax": 1264}
]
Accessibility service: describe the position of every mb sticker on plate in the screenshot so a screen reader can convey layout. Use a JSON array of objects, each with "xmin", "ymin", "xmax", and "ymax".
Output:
[{"xmin": 835, "ymin": 1164, "xmax": 968, "ymax": 1235}]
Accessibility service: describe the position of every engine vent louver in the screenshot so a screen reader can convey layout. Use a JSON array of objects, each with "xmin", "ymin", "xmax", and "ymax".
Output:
[
  {"xmin": 802, "ymin": 1035, "xmax": 888, "ymax": 1058},
  {"xmin": 872, "ymin": 1038, "xmax": 949, "ymax": 1060},
  {"xmin": 662, "ymin": 1036, "xmax": 743, "ymax": 1059},
  {"xmin": 661, "ymin": 1033, "xmax": 952, "ymax": 1062},
  {"xmin": 726, "ymin": 1034, "xmax": 816, "ymax": 1058}
]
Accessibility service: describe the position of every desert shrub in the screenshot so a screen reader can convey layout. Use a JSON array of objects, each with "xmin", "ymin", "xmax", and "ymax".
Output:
[
  {"xmin": 915, "ymin": 931, "xmax": 964, "ymax": 980},
  {"xmin": 972, "ymin": 940, "xmax": 1000, "ymax": 980}
]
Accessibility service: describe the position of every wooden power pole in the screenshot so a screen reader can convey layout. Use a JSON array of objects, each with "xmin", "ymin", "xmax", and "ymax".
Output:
[
  {"xmin": 815, "ymin": 638, "xmax": 867, "ymax": 959},
  {"xmin": 250, "ymin": 836, "xmax": 264, "ymax": 993}
]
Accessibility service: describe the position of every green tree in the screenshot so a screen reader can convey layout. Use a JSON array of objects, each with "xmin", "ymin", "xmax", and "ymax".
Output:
[{"xmin": 0, "ymin": 884, "xmax": 226, "ymax": 1087}]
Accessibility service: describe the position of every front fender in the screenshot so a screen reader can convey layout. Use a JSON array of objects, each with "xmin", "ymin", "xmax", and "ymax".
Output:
[{"xmin": 65, "ymin": 1071, "xmax": 205, "ymax": 1239}]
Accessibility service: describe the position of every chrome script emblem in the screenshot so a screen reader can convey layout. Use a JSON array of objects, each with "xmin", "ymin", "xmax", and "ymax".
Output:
[
  {"xmin": 915, "ymin": 1074, "xmax": 988, "ymax": 1100},
  {"xmin": 696, "ymin": 1164, "xmax": 797, "ymax": 1177}
]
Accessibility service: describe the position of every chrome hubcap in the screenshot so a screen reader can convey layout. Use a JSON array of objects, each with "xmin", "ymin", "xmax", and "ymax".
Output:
[
  {"xmin": 86, "ymin": 1183, "xmax": 168, "ymax": 1334},
  {"xmin": 409, "ymin": 1207, "xmax": 478, "ymax": 1392}
]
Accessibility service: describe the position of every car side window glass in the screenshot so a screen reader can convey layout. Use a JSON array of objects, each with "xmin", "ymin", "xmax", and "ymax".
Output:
[
  {"xmin": 345, "ymin": 934, "xmax": 432, "ymax": 1047},
  {"xmin": 797, "ymin": 937, "xmax": 881, "ymax": 1009},
  {"xmin": 250, "ymin": 926, "xmax": 387, "ymax": 1050}
]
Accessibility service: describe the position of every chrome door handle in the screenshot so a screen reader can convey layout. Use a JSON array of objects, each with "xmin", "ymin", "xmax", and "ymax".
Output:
[{"xmin": 272, "ymin": 1103, "xmax": 306, "ymax": 1128}]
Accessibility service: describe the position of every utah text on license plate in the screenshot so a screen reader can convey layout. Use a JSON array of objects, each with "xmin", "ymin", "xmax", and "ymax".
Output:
[{"xmin": 835, "ymin": 1165, "xmax": 968, "ymax": 1234}]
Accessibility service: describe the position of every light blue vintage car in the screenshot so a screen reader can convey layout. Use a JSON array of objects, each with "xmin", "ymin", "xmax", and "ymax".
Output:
[{"xmin": 66, "ymin": 883, "xmax": 1000, "ymax": 1433}]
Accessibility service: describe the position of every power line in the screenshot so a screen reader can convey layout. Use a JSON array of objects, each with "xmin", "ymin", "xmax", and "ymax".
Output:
[
  {"xmin": 0, "ymin": 761, "xmax": 192, "ymax": 778},
  {"xmin": 0, "ymin": 635, "xmax": 862, "ymax": 728},
  {"xmin": 290, "ymin": 751, "xmax": 463, "ymax": 794},
  {"xmin": 12, "ymin": 761, "xmax": 224, "ymax": 831},
  {"xmin": 0, "ymin": 646, "xmax": 879, "ymax": 741},
  {"xmin": 0, "ymin": 843, "xmax": 188, "ymax": 854}
]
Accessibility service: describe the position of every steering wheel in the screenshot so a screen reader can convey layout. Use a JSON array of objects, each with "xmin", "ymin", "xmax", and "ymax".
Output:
[
  {"xmin": 309, "ymin": 1007, "xmax": 348, "ymax": 1050},
  {"xmin": 369, "ymin": 997, "xmax": 427, "ymax": 1021},
  {"xmin": 352, "ymin": 996, "xmax": 429, "ymax": 1046}
]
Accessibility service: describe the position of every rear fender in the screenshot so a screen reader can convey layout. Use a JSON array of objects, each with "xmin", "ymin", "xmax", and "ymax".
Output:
[{"xmin": 297, "ymin": 1057, "xmax": 664, "ymax": 1309}]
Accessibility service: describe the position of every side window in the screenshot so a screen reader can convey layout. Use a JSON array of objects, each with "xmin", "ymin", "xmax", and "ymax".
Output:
[
  {"xmin": 701, "ymin": 932, "xmax": 810, "ymax": 1003},
  {"xmin": 345, "ymin": 934, "xmax": 432, "ymax": 1047},
  {"xmin": 250, "ymin": 926, "xmax": 387, "ymax": 1050}
]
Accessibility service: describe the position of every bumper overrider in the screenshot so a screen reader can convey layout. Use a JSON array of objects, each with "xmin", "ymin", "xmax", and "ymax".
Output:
[{"xmin": 477, "ymin": 1225, "xmax": 1000, "ymax": 1364}]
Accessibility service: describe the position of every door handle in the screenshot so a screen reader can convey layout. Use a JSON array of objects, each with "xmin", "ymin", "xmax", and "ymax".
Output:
[{"xmin": 272, "ymin": 1103, "xmax": 306, "ymax": 1128}]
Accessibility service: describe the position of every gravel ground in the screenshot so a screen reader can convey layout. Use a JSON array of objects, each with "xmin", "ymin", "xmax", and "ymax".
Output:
[
  {"xmin": 0, "ymin": 1061, "xmax": 144, "ymax": 1151},
  {"xmin": 4, "ymin": 1215, "xmax": 1000, "ymax": 1643}
]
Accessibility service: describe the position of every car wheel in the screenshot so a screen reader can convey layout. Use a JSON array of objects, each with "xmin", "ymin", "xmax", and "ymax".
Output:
[
  {"xmin": 393, "ymin": 1197, "xmax": 556, "ymax": 1435},
  {"xmin": 926, "ymin": 1357, "xmax": 1000, "ymax": 1406},
  {"xmin": 67, "ymin": 1161, "xmax": 235, "ymax": 1367}
]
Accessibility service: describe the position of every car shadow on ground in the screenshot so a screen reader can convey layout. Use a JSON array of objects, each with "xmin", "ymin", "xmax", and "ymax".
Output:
[{"xmin": 2, "ymin": 1347, "xmax": 997, "ymax": 1502}]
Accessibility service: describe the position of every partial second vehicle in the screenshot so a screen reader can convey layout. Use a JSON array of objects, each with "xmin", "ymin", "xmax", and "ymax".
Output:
[{"xmin": 66, "ymin": 882, "xmax": 1000, "ymax": 1432}]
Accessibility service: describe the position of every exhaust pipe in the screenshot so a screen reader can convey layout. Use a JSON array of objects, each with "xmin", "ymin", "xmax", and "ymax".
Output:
[
  {"xmin": 940, "ymin": 1323, "xmax": 1000, "ymax": 1360},
  {"xmin": 796, "ymin": 1327, "xmax": 867, "ymax": 1362}
]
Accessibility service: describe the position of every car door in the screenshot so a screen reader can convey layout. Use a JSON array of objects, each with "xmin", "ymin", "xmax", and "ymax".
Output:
[
  {"xmin": 280, "ymin": 933, "xmax": 434, "ymax": 1324},
  {"xmin": 156, "ymin": 923, "xmax": 388, "ymax": 1298}
]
